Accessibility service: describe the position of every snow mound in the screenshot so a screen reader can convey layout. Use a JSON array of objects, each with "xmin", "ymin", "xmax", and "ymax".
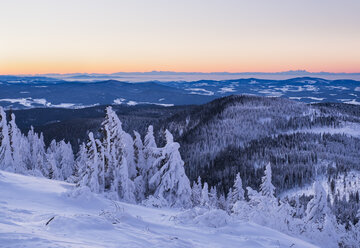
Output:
[
  {"xmin": 142, "ymin": 195, "xmax": 169, "ymax": 208},
  {"xmin": 47, "ymin": 214, "xmax": 114, "ymax": 232},
  {"xmin": 175, "ymin": 208, "xmax": 231, "ymax": 228}
]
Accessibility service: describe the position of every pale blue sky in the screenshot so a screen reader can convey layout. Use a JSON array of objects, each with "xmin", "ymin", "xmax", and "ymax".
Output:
[{"xmin": 1, "ymin": 0, "xmax": 359, "ymax": 74}]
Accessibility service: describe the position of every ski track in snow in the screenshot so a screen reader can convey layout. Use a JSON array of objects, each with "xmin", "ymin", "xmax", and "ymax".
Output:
[{"xmin": 0, "ymin": 171, "xmax": 317, "ymax": 248}]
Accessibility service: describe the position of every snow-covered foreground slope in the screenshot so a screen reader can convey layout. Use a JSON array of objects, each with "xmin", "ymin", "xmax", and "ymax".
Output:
[{"xmin": 0, "ymin": 171, "xmax": 317, "ymax": 248}]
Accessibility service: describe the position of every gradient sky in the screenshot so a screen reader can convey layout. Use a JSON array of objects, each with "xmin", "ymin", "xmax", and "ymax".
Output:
[{"xmin": 1, "ymin": 0, "xmax": 359, "ymax": 74}]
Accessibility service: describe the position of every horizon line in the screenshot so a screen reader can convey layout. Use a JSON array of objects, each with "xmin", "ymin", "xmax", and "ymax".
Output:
[{"xmin": 5, "ymin": 70, "xmax": 360, "ymax": 76}]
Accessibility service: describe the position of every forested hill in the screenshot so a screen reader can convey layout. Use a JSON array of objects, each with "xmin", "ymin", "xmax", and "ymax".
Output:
[
  {"xmin": 10, "ymin": 95, "xmax": 360, "ymax": 190},
  {"xmin": 160, "ymin": 96, "xmax": 360, "ymax": 190},
  {"xmin": 6, "ymin": 94, "xmax": 360, "ymax": 232}
]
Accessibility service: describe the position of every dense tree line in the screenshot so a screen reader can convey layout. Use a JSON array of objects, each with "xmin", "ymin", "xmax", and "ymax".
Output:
[{"xmin": 0, "ymin": 107, "xmax": 74, "ymax": 179}]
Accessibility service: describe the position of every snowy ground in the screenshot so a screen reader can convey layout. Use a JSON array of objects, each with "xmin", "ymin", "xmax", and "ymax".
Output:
[
  {"xmin": 283, "ymin": 121, "xmax": 360, "ymax": 138},
  {"xmin": 0, "ymin": 171, "xmax": 317, "ymax": 248}
]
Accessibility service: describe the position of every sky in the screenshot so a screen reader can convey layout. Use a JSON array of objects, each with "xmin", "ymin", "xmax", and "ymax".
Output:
[{"xmin": 1, "ymin": 0, "xmax": 359, "ymax": 74}]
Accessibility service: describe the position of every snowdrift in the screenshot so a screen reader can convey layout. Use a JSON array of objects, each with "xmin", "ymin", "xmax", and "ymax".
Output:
[{"xmin": 0, "ymin": 170, "xmax": 317, "ymax": 248}]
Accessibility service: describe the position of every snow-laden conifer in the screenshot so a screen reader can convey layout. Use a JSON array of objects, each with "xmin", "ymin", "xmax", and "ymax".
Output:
[
  {"xmin": 191, "ymin": 176, "xmax": 202, "ymax": 206},
  {"xmin": 0, "ymin": 107, "xmax": 12, "ymax": 170},
  {"xmin": 201, "ymin": 182, "xmax": 209, "ymax": 207},
  {"xmin": 209, "ymin": 186, "xmax": 218, "ymax": 208},
  {"xmin": 112, "ymin": 155, "xmax": 135, "ymax": 202},
  {"xmin": 305, "ymin": 182, "xmax": 328, "ymax": 227},
  {"xmin": 8, "ymin": 114, "xmax": 27, "ymax": 173},
  {"xmin": 260, "ymin": 162, "xmax": 275, "ymax": 198},
  {"xmin": 58, "ymin": 140, "xmax": 75, "ymax": 181},
  {"xmin": 144, "ymin": 125, "xmax": 160, "ymax": 180},
  {"xmin": 233, "ymin": 172, "xmax": 245, "ymax": 202},
  {"xmin": 26, "ymin": 127, "xmax": 47, "ymax": 175},
  {"xmin": 133, "ymin": 131, "xmax": 146, "ymax": 201},
  {"xmin": 79, "ymin": 132, "xmax": 103, "ymax": 193},
  {"xmin": 149, "ymin": 130, "xmax": 191, "ymax": 208}
]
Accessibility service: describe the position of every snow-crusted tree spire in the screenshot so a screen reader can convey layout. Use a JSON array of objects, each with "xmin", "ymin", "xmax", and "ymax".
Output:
[
  {"xmin": 46, "ymin": 140, "xmax": 63, "ymax": 180},
  {"xmin": 8, "ymin": 113, "xmax": 27, "ymax": 173},
  {"xmin": 58, "ymin": 140, "xmax": 75, "ymax": 181},
  {"xmin": 144, "ymin": 125, "xmax": 157, "ymax": 151},
  {"xmin": 133, "ymin": 131, "xmax": 146, "ymax": 202},
  {"xmin": 209, "ymin": 186, "xmax": 218, "ymax": 208},
  {"xmin": 260, "ymin": 162, "xmax": 275, "ymax": 198},
  {"xmin": 233, "ymin": 172, "xmax": 245, "ymax": 202},
  {"xmin": 79, "ymin": 132, "xmax": 104, "ymax": 193},
  {"xmin": 122, "ymin": 131, "xmax": 136, "ymax": 179},
  {"xmin": 165, "ymin": 129, "xmax": 173, "ymax": 143},
  {"xmin": 26, "ymin": 127, "xmax": 47, "ymax": 176},
  {"xmin": 112, "ymin": 155, "xmax": 135, "ymax": 203},
  {"xmin": 101, "ymin": 106, "xmax": 124, "ymax": 190},
  {"xmin": 101, "ymin": 106, "xmax": 136, "ymax": 182},
  {"xmin": 191, "ymin": 176, "xmax": 202, "ymax": 206},
  {"xmin": 149, "ymin": 130, "xmax": 191, "ymax": 208},
  {"xmin": 218, "ymin": 194, "xmax": 228, "ymax": 211},
  {"xmin": 74, "ymin": 142, "xmax": 87, "ymax": 182},
  {"xmin": 0, "ymin": 107, "xmax": 13, "ymax": 170},
  {"xmin": 201, "ymin": 182, "xmax": 209, "ymax": 207},
  {"xmin": 144, "ymin": 125, "xmax": 160, "ymax": 181},
  {"xmin": 226, "ymin": 188, "xmax": 234, "ymax": 209},
  {"xmin": 133, "ymin": 131, "xmax": 145, "ymax": 175},
  {"xmin": 305, "ymin": 182, "xmax": 329, "ymax": 227},
  {"xmin": 46, "ymin": 148, "xmax": 61, "ymax": 180}
]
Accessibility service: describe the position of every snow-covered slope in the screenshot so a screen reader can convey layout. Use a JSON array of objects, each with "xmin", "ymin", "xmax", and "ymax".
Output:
[{"xmin": 0, "ymin": 171, "xmax": 317, "ymax": 248}]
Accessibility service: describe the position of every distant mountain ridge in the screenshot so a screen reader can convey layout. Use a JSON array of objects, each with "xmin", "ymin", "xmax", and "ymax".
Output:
[{"xmin": 0, "ymin": 76, "xmax": 359, "ymax": 109}]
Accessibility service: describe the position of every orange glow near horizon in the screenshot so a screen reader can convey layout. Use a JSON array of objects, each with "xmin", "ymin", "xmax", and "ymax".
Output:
[
  {"xmin": 1, "ymin": 0, "xmax": 359, "ymax": 75},
  {"xmin": 2, "ymin": 60, "xmax": 359, "ymax": 75}
]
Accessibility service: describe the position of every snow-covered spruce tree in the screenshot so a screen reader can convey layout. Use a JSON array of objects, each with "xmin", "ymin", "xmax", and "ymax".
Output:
[
  {"xmin": 101, "ymin": 106, "xmax": 125, "ymax": 190},
  {"xmin": 26, "ymin": 127, "xmax": 47, "ymax": 176},
  {"xmin": 226, "ymin": 188, "xmax": 233, "ymax": 212},
  {"xmin": 122, "ymin": 131, "xmax": 136, "ymax": 180},
  {"xmin": 78, "ymin": 132, "xmax": 104, "ymax": 193},
  {"xmin": 230, "ymin": 173, "xmax": 247, "ymax": 215},
  {"xmin": 46, "ymin": 140, "xmax": 63, "ymax": 180},
  {"xmin": 191, "ymin": 176, "xmax": 202, "ymax": 206},
  {"xmin": 201, "ymin": 182, "xmax": 209, "ymax": 207},
  {"xmin": 58, "ymin": 140, "xmax": 75, "ymax": 181},
  {"xmin": 112, "ymin": 155, "xmax": 136, "ymax": 203},
  {"xmin": 148, "ymin": 130, "xmax": 191, "ymax": 208},
  {"xmin": 243, "ymin": 163, "xmax": 279, "ymax": 226},
  {"xmin": 209, "ymin": 186, "xmax": 218, "ymax": 208},
  {"xmin": 305, "ymin": 182, "xmax": 328, "ymax": 228},
  {"xmin": 218, "ymin": 193, "xmax": 228, "ymax": 211},
  {"xmin": 133, "ymin": 131, "xmax": 145, "ymax": 176},
  {"xmin": 8, "ymin": 113, "xmax": 27, "ymax": 173},
  {"xmin": 46, "ymin": 141, "xmax": 61, "ymax": 180},
  {"xmin": 0, "ymin": 107, "xmax": 13, "ymax": 170},
  {"xmin": 233, "ymin": 173, "xmax": 245, "ymax": 202},
  {"xmin": 74, "ymin": 142, "xmax": 87, "ymax": 182},
  {"xmin": 260, "ymin": 162, "xmax": 275, "ymax": 198},
  {"xmin": 101, "ymin": 106, "xmax": 136, "ymax": 189},
  {"xmin": 144, "ymin": 125, "xmax": 161, "ymax": 181},
  {"xmin": 303, "ymin": 182, "xmax": 344, "ymax": 247},
  {"xmin": 133, "ymin": 131, "xmax": 146, "ymax": 202}
]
